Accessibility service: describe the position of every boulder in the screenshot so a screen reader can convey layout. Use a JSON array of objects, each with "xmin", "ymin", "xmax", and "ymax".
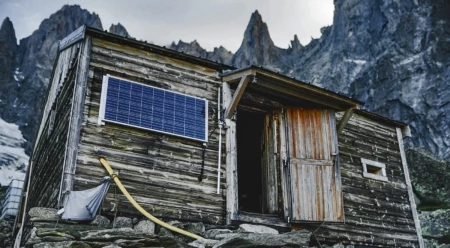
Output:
[
  {"xmin": 134, "ymin": 220, "xmax": 155, "ymax": 234},
  {"xmin": 158, "ymin": 222, "xmax": 205, "ymax": 244},
  {"xmin": 36, "ymin": 230, "xmax": 76, "ymax": 240},
  {"xmin": 185, "ymin": 222, "xmax": 206, "ymax": 236},
  {"xmin": 0, "ymin": 233, "xmax": 6, "ymax": 244},
  {"xmin": 214, "ymin": 233, "xmax": 239, "ymax": 240},
  {"xmin": 99, "ymin": 244, "xmax": 121, "ymax": 248},
  {"xmin": 420, "ymin": 209, "xmax": 450, "ymax": 242},
  {"xmin": 407, "ymin": 149, "xmax": 450, "ymax": 209},
  {"xmin": 41, "ymin": 236, "xmax": 75, "ymax": 242},
  {"xmin": 237, "ymin": 224, "xmax": 278, "ymax": 234},
  {"xmin": 33, "ymin": 241, "xmax": 91, "ymax": 248},
  {"xmin": 159, "ymin": 227, "xmax": 175, "ymax": 238},
  {"xmin": 90, "ymin": 215, "xmax": 110, "ymax": 228},
  {"xmin": 205, "ymin": 229, "xmax": 234, "ymax": 239},
  {"xmin": 80, "ymin": 227, "xmax": 156, "ymax": 242},
  {"xmin": 189, "ymin": 238, "xmax": 220, "ymax": 248},
  {"xmin": 213, "ymin": 229, "xmax": 310, "ymax": 247},
  {"xmin": 29, "ymin": 207, "xmax": 59, "ymax": 221},
  {"xmin": 113, "ymin": 216, "xmax": 133, "ymax": 228}
]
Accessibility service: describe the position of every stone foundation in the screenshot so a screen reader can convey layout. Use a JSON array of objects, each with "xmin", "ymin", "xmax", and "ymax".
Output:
[{"xmin": 21, "ymin": 208, "xmax": 314, "ymax": 248}]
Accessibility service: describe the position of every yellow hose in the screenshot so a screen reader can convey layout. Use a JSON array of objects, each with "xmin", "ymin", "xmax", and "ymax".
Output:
[{"xmin": 99, "ymin": 157, "xmax": 204, "ymax": 240}]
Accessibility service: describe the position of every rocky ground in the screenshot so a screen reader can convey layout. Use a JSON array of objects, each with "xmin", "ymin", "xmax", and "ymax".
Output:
[
  {"xmin": 407, "ymin": 148, "xmax": 450, "ymax": 247},
  {"xmin": 23, "ymin": 207, "xmax": 316, "ymax": 248}
]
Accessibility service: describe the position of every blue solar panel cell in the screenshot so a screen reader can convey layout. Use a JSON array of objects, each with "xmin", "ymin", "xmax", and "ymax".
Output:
[{"xmin": 101, "ymin": 76, "xmax": 207, "ymax": 141}]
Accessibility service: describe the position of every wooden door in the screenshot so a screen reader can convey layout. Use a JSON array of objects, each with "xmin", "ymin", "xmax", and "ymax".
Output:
[{"xmin": 283, "ymin": 108, "xmax": 344, "ymax": 222}]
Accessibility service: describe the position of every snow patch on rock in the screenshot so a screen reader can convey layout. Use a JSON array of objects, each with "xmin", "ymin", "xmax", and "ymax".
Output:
[{"xmin": 0, "ymin": 117, "xmax": 28, "ymax": 186}]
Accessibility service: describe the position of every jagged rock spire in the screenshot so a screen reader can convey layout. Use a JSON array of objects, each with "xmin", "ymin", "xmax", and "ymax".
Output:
[
  {"xmin": 109, "ymin": 23, "xmax": 130, "ymax": 37},
  {"xmin": 0, "ymin": 17, "xmax": 17, "ymax": 48},
  {"xmin": 231, "ymin": 10, "xmax": 283, "ymax": 68},
  {"xmin": 289, "ymin": 34, "xmax": 303, "ymax": 53}
]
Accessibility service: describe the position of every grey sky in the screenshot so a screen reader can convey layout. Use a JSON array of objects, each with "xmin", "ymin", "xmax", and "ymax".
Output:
[{"xmin": 0, "ymin": 0, "xmax": 334, "ymax": 52}]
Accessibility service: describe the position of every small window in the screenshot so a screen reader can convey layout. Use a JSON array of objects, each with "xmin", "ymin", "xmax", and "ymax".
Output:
[
  {"xmin": 98, "ymin": 75, "xmax": 208, "ymax": 142},
  {"xmin": 361, "ymin": 158, "xmax": 388, "ymax": 181}
]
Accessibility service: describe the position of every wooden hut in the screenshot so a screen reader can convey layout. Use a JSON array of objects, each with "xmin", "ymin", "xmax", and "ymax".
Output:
[{"xmin": 16, "ymin": 26, "xmax": 424, "ymax": 247}]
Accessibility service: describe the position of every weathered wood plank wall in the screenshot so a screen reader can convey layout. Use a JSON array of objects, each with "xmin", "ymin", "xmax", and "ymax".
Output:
[
  {"xmin": 22, "ymin": 43, "xmax": 82, "ymax": 242},
  {"xmin": 309, "ymin": 112, "xmax": 420, "ymax": 247},
  {"xmin": 195, "ymin": 82, "xmax": 420, "ymax": 246},
  {"xmin": 74, "ymin": 37, "xmax": 226, "ymax": 224}
]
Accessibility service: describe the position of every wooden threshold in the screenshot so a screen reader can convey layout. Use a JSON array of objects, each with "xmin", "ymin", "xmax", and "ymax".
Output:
[{"xmin": 232, "ymin": 211, "xmax": 290, "ymax": 229}]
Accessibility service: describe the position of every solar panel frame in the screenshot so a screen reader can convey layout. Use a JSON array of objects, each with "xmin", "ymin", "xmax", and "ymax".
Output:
[{"xmin": 98, "ymin": 75, "xmax": 208, "ymax": 142}]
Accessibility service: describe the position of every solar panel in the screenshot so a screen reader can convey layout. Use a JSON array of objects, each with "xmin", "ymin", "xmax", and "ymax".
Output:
[{"xmin": 99, "ymin": 75, "xmax": 208, "ymax": 142}]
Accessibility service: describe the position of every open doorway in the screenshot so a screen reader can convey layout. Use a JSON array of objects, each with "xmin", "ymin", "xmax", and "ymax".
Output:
[{"xmin": 237, "ymin": 109, "xmax": 265, "ymax": 213}]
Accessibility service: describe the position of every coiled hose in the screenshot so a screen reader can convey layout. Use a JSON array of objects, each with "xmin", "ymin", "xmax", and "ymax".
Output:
[{"xmin": 99, "ymin": 157, "xmax": 203, "ymax": 240}]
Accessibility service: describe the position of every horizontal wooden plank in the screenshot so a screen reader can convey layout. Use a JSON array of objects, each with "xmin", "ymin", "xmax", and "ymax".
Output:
[{"xmin": 290, "ymin": 157, "xmax": 333, "ymax": 166}]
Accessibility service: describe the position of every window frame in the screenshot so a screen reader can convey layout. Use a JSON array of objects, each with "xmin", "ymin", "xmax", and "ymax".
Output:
[
  {"xmin": 98, "ymin": 74, "xmax": 209, "ymax": 142},
  {"xmin": 361, "ymin": 158, "xmax": 388, "ymax": 181}
]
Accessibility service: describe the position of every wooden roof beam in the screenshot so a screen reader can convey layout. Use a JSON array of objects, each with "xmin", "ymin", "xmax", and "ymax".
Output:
[
  {"xmin": 222, "ymin": 69, "xmax": 255, "ymax": 83},
  {"xmin": 337, "ymin": 107, "xmax": 355, "ymax": 135},
  {"xmin": 225, "ymin": 75, "xmax": 252, "ymax": 119},
  {"xmin": 256, "ymin": 80, "xmax": 349, "ymax": 110}
]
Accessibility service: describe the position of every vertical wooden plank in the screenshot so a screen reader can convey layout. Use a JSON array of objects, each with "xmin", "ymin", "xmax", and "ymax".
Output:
[
  {"xmin": 223, "ymin": 82, "xmax": 238, "ymax": 225},
  {"xmin": 290, "ymin": 163, "xmax": 298, "ymax": 220},
  {"xmin": 265, "ymin": 114, "xmax": 278, "ymax": 213},
  {"xmin": 61, "ymin": 37, "xmax": 92, "ymax": 197},
  {"xmin": 325, "ymin": 166, "xmax": 333, "ymax": 220},
  {"xmin": 321, "ymin": 111, "xmax": 329, "ymax": 160},
  {"xmin": 316, "ymin": 165, "xmax": 323, "ymax": 220},
  {"xmin": 298, "ymin": 109, "xmax": 305, "ymax": 159},
  {"xmin": 278, "ymin": 109, "xmax": 290, "ymax": 220},
  {"xmin": 330, "ymin": 111, "xmax": 344, "ymax": 220},
  {"xmin": 397, "ymin": 127, "xmax": 424, "ymax": 248}
]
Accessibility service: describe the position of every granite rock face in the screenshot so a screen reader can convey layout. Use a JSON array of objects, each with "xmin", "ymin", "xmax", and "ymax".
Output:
[
  {"xmin": 0, "ymin": 5, "xmax": 103, "ymax": 155},
  {"xmin": 407, "ymin": 148, "xmax": 450, "ymax": 209},
  {"xmin": 170, "ymin": 0, "xmax": 450, "ymax": 162},
  {"xmin": 169, "ymin": 40, "xmax": 233, "ymax": 65},
  {"xmin": 0, "ymin": 18, "xmax": 19, "ymax": 132}
]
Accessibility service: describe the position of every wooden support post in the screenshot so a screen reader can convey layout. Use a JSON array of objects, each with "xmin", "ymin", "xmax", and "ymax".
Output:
[
  {"xmin": 337, "ymin": 108, "xmax": 355, "ymax": 135},
  {"xmin": 225, "ymin": 75, "xmax": 251, "ymax": 119},
  {"xmin": 396, "ymin": 127, "xmax": 424, "ymax": 248},
  {"xmin": 223, "ymin": 82, "xmax": 238, "ymax": 225}
]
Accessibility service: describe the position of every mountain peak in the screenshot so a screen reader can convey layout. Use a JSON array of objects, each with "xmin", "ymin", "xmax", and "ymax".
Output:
[
  {"xmin": 109, "ymin": 23, "xmax": 130, "ymax": 37},
  {"xmin": 0, "ymin": 17, "xmax": 17, "ymax": 47},
  {"xmin": 232, "ymin": 10, "xmax": 280, "ymax": 67},
  {"xmin": 250, "ymin": 10, "xmax": 262, "ymax": 22},
  {"xmin": 1, "ymin": 17, "xmax": 15, "ymax": 35}
]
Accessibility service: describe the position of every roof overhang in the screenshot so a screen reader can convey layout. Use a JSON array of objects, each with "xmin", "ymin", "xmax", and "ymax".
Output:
[{"xmin": 222, "ymin": 66, "xmax": 362, "ymax": 112}]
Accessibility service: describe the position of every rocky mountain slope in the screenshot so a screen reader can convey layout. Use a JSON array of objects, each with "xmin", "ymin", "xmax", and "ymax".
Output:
[
  {"xmin": 2, "ymin": 1, "xmax": 448, "ymax": 162},
  {"xmin": 0, "ymin": 5, "xmax": 103, "ymax": 154},
  {"xmin": 169, "ymin": 40, "xmax": 233, "ymax": 65},
  {"xmin": 170, "ymin": 0, "xmax": 450, "ymax": 162}
]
